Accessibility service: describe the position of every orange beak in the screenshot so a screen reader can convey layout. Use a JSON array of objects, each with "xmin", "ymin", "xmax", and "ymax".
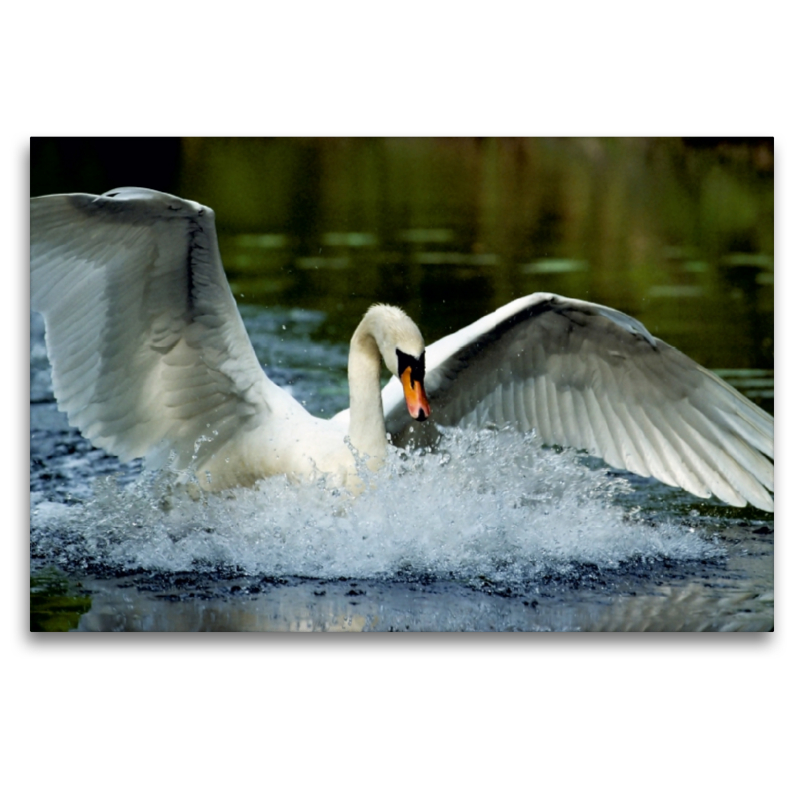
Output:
[{"xmin": 401, "ymin": 366, "xmax": 431, "ymax": 421}]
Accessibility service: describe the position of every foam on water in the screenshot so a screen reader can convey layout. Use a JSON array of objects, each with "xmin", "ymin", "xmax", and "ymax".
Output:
[{"xmin": 30, "ymin": 427, "xmax": 721, "ymax": 590}]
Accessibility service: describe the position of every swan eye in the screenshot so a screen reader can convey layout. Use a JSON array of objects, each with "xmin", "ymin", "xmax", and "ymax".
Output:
[{"xmin": 396, "ymin": 348, "xmax": 425, "ymax": 386}]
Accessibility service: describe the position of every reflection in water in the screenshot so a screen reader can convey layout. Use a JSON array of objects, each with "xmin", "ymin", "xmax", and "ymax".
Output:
[
  {"xmin": 176, "ymin": 138, "xmax": 774, "ymax": 384},
  {"xmin": 30, "ymin": 570, "xmax": 93, "ymax": 632},
  {"xmin": 74, "ymin": 526, "xmax": 773, "ymax": 632},
  {"xmin": 74, "ymin": 581, "xmax": 773, "ymax": 633},
  {"xmin": 29, "ymin": 138, "xmax": 773, "ymax": 631}
]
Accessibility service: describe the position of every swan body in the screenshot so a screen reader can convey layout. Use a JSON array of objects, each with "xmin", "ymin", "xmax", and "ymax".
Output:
[{"xmin": 30, "ymin": 187, "xmax": 774, "ymax": 511}]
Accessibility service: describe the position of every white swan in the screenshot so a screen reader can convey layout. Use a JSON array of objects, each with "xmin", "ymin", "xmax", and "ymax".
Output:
[{"xmin": 30, "ymin": 187, "xmax": 774, "ymax": 511}]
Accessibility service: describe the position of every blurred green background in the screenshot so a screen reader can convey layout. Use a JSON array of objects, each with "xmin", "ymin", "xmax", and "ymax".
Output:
[{"xmin": 30, "ymin": 137, "xmax": 774, "ymax": 404}]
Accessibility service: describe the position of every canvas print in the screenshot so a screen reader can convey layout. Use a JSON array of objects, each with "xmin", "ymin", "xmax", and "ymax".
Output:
[{"xmin": 30, "ymin": 137, "xmax": 774, "ymax": 631}]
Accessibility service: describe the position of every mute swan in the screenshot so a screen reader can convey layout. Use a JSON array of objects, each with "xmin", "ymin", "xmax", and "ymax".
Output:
[{"xmin": 30, "ymin": 187, "xmax": 774, "ymax": 512}]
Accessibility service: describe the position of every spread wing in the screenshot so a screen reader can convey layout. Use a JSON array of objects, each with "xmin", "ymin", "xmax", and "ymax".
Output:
[
  {"xmin": 382, "ymin": 293, "xmax": 774, "ymax": 511},
  {"xmin": 30, "ymin": 187, "xmax": 304, "ymax": 473}
]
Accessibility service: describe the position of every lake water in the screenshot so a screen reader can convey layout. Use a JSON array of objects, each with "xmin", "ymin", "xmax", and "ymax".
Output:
[{"xmin": 29, "ymin": 138, "xmax": 774, "ymax": 631}]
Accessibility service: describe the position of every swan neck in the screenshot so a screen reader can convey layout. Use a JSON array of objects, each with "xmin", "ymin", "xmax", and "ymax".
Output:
[{"xmin": 348, "ymin": 323, "xmax": 388, "ymax": 461}]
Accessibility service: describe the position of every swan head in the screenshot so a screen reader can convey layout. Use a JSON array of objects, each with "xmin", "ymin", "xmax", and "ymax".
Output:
[{"xmin": 359, "ymin": 304, "xmax": 431, "ymax": 422}]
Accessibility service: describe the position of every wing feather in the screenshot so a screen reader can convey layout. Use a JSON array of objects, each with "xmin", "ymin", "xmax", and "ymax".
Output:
[
  {"xmin": 30, "ymin": 188, "xmax": 301, "ymax": 475},
  {"xmin": 532, "ymin": 371, "xmax": 552, "ymax": 443},
  {"xmin": 383, "ymin": 293, "xmax": 773, "ymax": 511}
]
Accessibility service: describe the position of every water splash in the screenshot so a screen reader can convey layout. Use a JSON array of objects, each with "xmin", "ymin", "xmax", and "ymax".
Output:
[{"xmin": 30, "ymin": 428, "xmax": 721, "ymax": 592}]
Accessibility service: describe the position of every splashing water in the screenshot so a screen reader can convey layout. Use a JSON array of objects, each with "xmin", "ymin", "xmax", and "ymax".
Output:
[{"xmin": 30, "ymin": 427, "xmax": 721, "ymax": 594}]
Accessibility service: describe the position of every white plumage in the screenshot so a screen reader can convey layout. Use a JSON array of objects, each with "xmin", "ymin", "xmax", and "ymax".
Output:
[{"xmin": 31, "ymin": 187, "xmax": 774, "ymax": 511}]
